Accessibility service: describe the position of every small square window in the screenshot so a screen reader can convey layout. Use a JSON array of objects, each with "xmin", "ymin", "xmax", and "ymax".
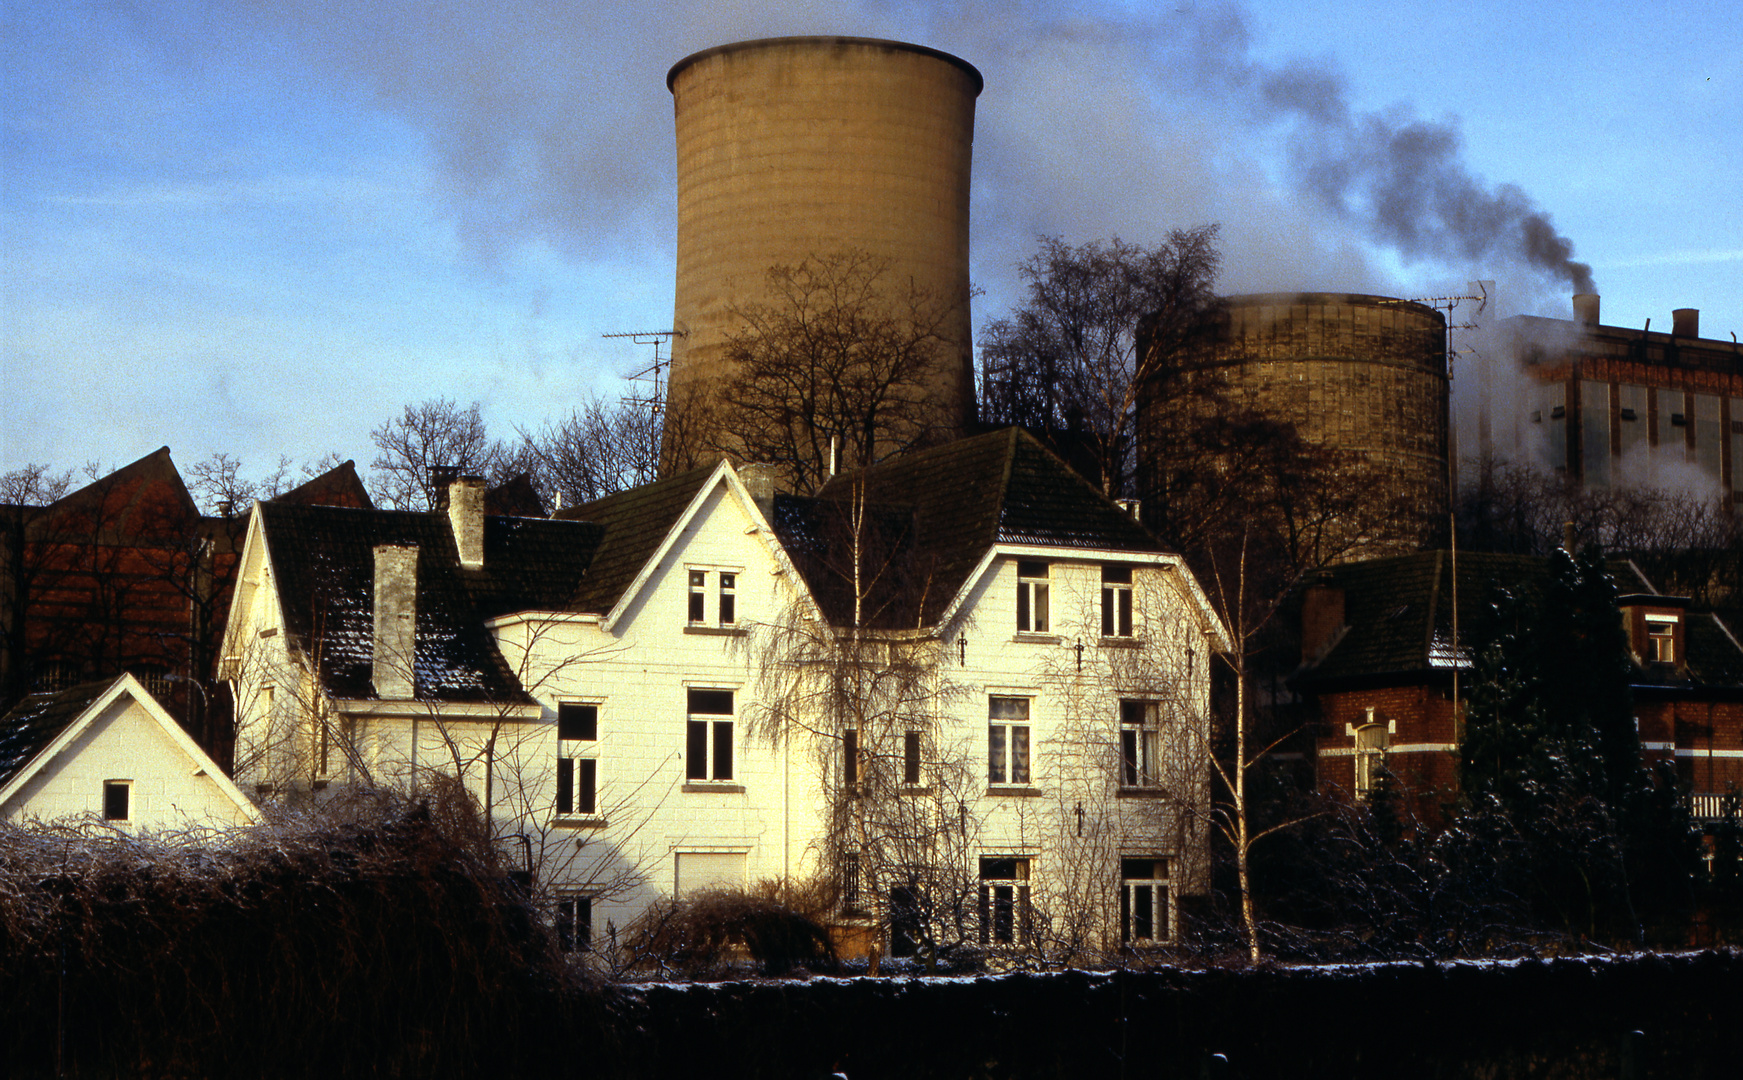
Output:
[
  {"xmin": 558, "ymin": 702, "xmax": 598, "ymax": 742},
  {"xmin": 103, "ymin": 781, "xmax": 130, "ymax": 822}
]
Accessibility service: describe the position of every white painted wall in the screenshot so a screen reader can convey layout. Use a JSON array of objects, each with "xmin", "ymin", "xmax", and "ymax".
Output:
[{"xmin": 2, "ymin": 695, "xmax": 256, "ymax": 830}]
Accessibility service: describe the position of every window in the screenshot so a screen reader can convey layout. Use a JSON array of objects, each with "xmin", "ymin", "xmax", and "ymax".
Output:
[
  {"xmin": 1016, "ymin": 560, "xmax": 1050, "ymax": 633},
  {"xmin": 688, "ymin": 570, "xmax": 706, "ymax": 623},
  {"xmin": 687, "ymin": 569, "xmax": 739, "ymax": 626},
  {"xmin": 1120, "ymin": 857, "xmax": 1172, "ymax": 943},
  {"xmin": 1354, "ymin": 722, "xmax": 1389, "ymax": 797},
  {"xmin": 557, "ymin": 703, "xmax": 598, "ymax": 816},
  {"xmin": 1102, "ymin": 565, "xmax": 1133, "ymax": 638},
  {"xmin": 903, "ymin": 730, "xmax": 922, "ymax": 786},
  {"xmin": 686, "ymin": 688, "xmax": 734, "ymax": 781},
  {"xmin": 843, "ymin": 727, "xmax": 860, "ymax": 788},
  {"xmin": 978, "ymin": 857, "xmax": 1031, "ymax": 945},
  {"xmin": 988, "ymin": 697, "xmax": 1031, "ymax": 785},
  {"xmin": 556, "ymin": 897, "xmax": 592, "ymax": 952},
  {"xmin": 1120, "ymin": 700, "xmax": 1159, "ymax": 787},
  {"xmin": 1646, "ymin": 615, "xmax": 1678, "ymax": 664},
  {"xmin": 719, "ymin": 572, "xmax": 736, "ymax": 625},
  {"xmin": 840, "ymin": 851, "xmax": 863, "ymax": 914},
  {"xmin": 102, "ymin": 780, "xmax": 130, "ymax": 822}
]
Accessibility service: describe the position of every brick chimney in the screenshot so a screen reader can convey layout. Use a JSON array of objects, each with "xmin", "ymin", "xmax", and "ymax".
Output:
[
  {"xmin": 372, "ymin": 544, "xmax": 418, "ymax": 700},
  {"xmin": 1300, "ymin": 575, "xmax": 1345, "ymax": 664},
  {"xmin": 1672, "ymin": 308, "xmax": 1699, "ymax": 338},
  {"xmin": 448, "ymin": 475, "xmax": 486, "ymax": 569}
]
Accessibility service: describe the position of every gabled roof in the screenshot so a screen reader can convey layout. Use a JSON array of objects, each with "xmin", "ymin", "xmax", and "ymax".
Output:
[
  {"xmin": 274, "ymin": 460, "xmax": 375, "ymax": 510},
  {"xmin": 1296, "ymin": 550, "xmax": 1743, "ymax": 692},
  {"xmin": 0, "ymin": 674, "xmax": 260, "ymax": 822},
  {"xmin": 29, "ymin": 447, "xmax": 199, "ymax": 541},
  {"xmin": 0, "ymin": 679, "xmax": 114, "ymax": 790},
  {"xmin": 556, "ymin": 463, "xmax": 718, "ymax": 615},
  {"xmin": 255, "ymin": 503, "xmax": 605, "ymax": 704},
  {"xmin": 790, "ymin": 428, "xmax": 1166, "ymax": 626}
]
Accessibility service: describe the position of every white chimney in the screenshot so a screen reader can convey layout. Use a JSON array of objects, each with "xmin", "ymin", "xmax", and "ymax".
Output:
[
  {"xmin": 372, "ymin": 544, "xmax": 418, "ymax": 700},
  {"xmin": 1572, "ymin": 294, "xmax": 1600, "ymax": 327},
  {"xmin": 448, "ymin": 475, "xmax": 486, "ymax": 569}
]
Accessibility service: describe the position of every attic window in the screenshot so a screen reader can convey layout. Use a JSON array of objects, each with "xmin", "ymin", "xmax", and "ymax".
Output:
[
  {"xmin": 1645, "ymin": 614, "xmax": 1678, "ymax": 664},
  {"xmin": 103, "ymin": 780, "xmax": 131, "ymax": 822}
]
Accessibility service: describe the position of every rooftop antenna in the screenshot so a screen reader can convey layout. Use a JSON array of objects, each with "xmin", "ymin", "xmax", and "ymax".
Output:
[
  {"xmin": 1382, "ymin": 284, "xmax": 1489, "ymax": 741},
  {"xmin": 603, "ymin": 330, "xmax": 684, "ymax": 416}
]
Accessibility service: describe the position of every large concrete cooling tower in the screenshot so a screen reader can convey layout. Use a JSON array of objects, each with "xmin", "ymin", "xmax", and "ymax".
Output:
[
  {"xmin": 665, "ymin": 37, "xmax": 981, "ymax": 474},
  {"xmin": 1138, "ymin": 293, "xmax": 1450, "ymax": 558}
]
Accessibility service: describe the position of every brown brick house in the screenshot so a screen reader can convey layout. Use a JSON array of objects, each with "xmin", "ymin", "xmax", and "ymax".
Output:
[{"xmin": 1293, "ymin": 551, "xmax": 1743, "ymax": 824}]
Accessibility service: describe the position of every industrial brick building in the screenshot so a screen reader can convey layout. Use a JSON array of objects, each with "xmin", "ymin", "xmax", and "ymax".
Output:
[{"xmin": 1500, "ymin": 296, "xmax": 1743, "ymax": 506}]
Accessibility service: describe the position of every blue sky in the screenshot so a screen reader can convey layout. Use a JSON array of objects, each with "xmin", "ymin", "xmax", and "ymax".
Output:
[{"xmin": 4, "ymin": 0, "xmax": 1739, "ymax": 487}]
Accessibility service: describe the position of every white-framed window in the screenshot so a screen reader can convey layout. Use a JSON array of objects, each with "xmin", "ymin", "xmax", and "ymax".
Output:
[
  {"xmin": 719, "ymin": 572, "xmax": 736, "ymax": 625},
  {"xmin": 102, "ymin": 780, "xmax": 131, "ymax": 822},
  {"xmin": 1102, "ymin": 565, "xmax": 1134, "ymax": 638},
  {"xmin": 1646, "ymin": 614, "xmax": 1678, "ymax": 664},
  {"xmin": 557, "ymin": 702, "xmax": 599, "ymax": 816},
  {"xmin": 978, "ymin": 856, "xmax": 1032, "ymax": 945},
  {"xmin": 688, "ymin": 570, "xmax": 706, "ymax": 622},
  {"xmin": 988, "ymin": 697, "xmax": 1031, "ymax": 785},
  {"xmin": 556, "ymin": 896, "xmax": 593, "ymax": 952},
  {"xmin": 1120, "ymin": 857, "xmax": 1172, "ymax": 943},
  {"xmin": 1354, "ymin": 722, "xmax": 1389, "ymax": 797},
  {"xmin": 687, "ymin": 568, "xmax": 740, "ymax": 626},
  {"xmin": 1119, "ymin": 699, "xmax": 1160, "ymax": 787},
  {"xmin": 686, "ymin": 688, "xmax": 734, "ymax": 781},
  {"xmin": 1016, "ymin": 560, "xmax": 1050, "ymax": 633}
]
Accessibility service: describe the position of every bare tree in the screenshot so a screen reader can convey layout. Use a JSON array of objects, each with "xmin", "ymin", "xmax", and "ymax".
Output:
[
  {"xmin": 519, "ymin": 393, "xmax": 661, "ymax": 507},
  {"xmin": 979, "ymin": 228, "xmax": 1222, "ymax": 496},
  {"xmin": 714, "ymin": 250, "xmax": 963, "ymax": 496},
  {"xmin": 1, "ymin": 464, "xmax": 74, "ymax": 505},
  {"xmin": 369, "ymin": 399, "xmax": 505, "ymax": 510}
]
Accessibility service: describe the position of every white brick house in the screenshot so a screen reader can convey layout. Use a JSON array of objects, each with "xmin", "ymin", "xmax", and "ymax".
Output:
[
  {"xmin": 0, "ymin": 673, "xmax": 260, "ymax": 831},
  {"xmin": 221, "ymin": 429, "xmax": 1225, "ymax": 956}
]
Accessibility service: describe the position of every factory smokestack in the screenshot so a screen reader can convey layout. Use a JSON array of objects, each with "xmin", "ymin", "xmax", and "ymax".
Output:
[
  {"xmin": 664, "ymin": 37, "xmax": 981, "ymax": 475},
  {"xmin": 1573, "ymin": 294, "xmax": 1601, "ymax": 327},
  {"xmin": 1672, "ymin": 308, "xmax": 1699, "ymax": 338}
]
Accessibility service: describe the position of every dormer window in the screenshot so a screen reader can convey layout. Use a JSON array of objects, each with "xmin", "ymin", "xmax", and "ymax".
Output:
[
  {"xmin": 1645, "ymin": 614, "xmax": 1678, "ymax": 664},
  {"xmin": 1017, "ymin": 561, "xmax": 1050, "ymax": 633}
]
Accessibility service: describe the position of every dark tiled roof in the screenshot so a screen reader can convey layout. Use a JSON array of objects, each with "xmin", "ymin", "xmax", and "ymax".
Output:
[
  {"xmin": 485, "ymin": 474, "xmax": 546, "ymax": 518},
  {"xmin": 800, "ymin": 428, "xmax": 1164, "ymax": 625},
  {"xmin": 0, "ymin": 679, "xmax": 114, "ymax": 789},
  {"xmin": 258, "ymin": 504, "xmax": 605, "ymax": 704},
  {"xmin": 558, "ymin": 463, "xmax": 716, "ymax": 615},
  {"xmin": 1298, "ymin": 550, "xmax": 1743, "ymax": 692}
]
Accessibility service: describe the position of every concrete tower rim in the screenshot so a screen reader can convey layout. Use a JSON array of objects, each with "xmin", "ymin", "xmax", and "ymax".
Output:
[{"xmin": 667, "ymin": 36, "xmax": 984, "ymax": 95}]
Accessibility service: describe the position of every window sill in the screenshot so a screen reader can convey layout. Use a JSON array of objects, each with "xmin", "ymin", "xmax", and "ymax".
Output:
[
  {"xmin": 552, "ymin": 815, "xmax": 608, "ymax": 828},
  {"xmin": 682, "ymin": 782, "xmax": 746, "ymax": 794},
  {"xmin": 684, "ymin": 625, "xmax": 747, "ymax": 637},
  {"xmin": 986, "ymin": 785, "xmax": 1043, "ymax": 797},
  {"xmin": 1013, "ymin": 633, "xmax": 1062, "ymax": 645},
  {"xmin": 1099, "ymin": 637, "xmax": 1144, "ymax": 649},
  {"xmin": 1116, "ymin": 786, "xmax": 1166, "ymax": 799}
]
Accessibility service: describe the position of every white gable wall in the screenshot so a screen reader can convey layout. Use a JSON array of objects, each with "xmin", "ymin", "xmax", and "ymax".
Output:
[{"xmin": 2, "ymin": 695, "xmax": 256, "ymax": 830}]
